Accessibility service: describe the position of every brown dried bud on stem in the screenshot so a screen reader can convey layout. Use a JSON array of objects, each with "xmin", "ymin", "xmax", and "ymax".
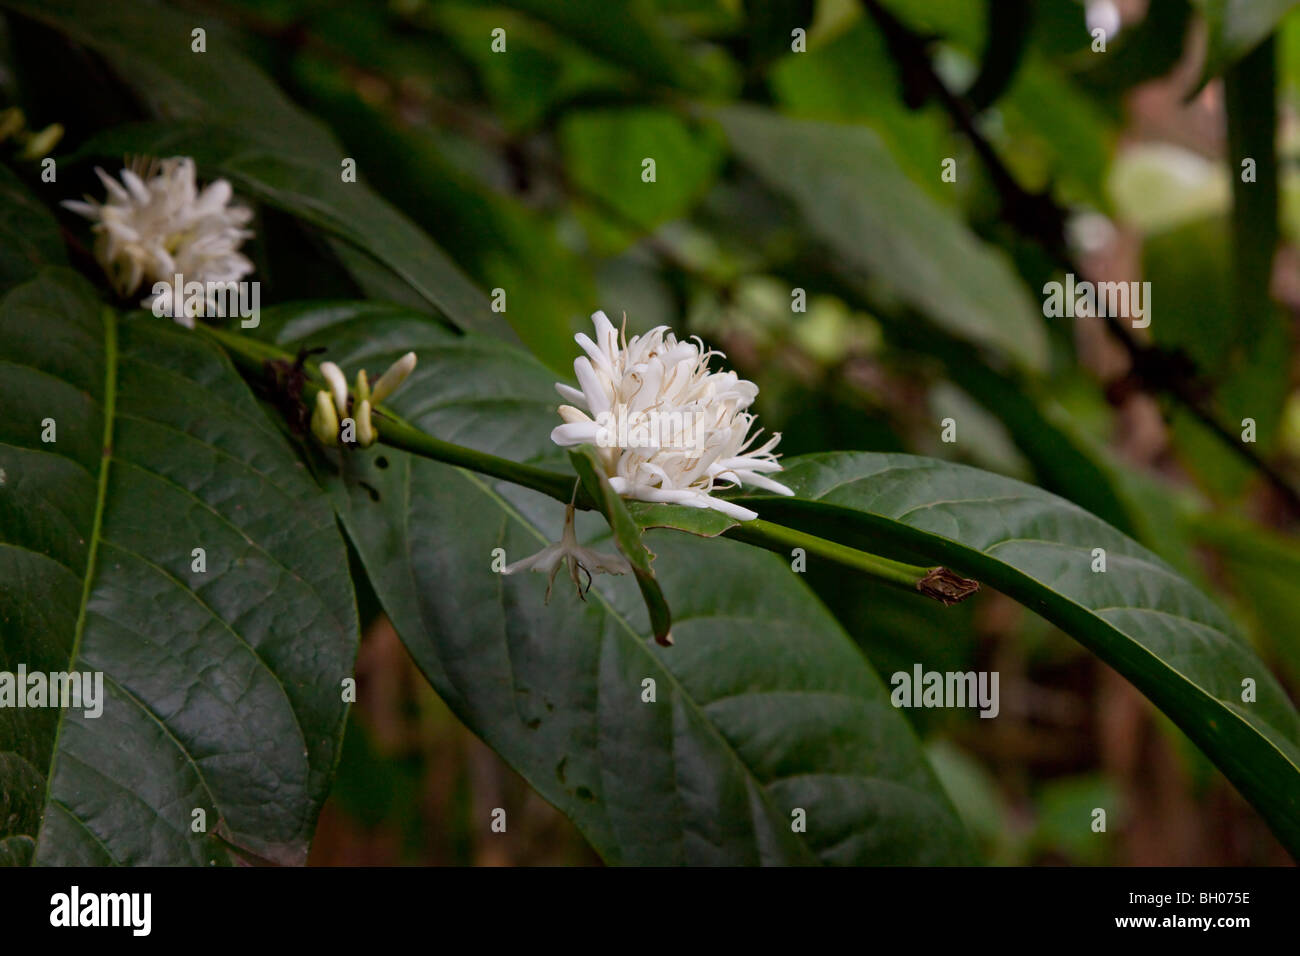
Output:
[{"xmin": 916, "ymin": 567, "xmax": 980, "ymax": 605}]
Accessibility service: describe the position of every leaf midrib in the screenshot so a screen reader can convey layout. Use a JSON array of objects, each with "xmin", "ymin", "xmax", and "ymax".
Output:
[{"xmin": 36, "ymin": 307, "xmax": 117, "ymax": 855}]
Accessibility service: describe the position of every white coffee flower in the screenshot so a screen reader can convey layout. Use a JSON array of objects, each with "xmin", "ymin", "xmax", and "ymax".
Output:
[
  {"xmin": 62, "ymin": 157, "xmax": 254, "ymax": 327},
  {"xmin": 550, "ymin": 311, "xmax": 792, "ymax": 521},
  {"xmin": 502, "ymin": 502, "xmax": 630, "ymax": 601}
]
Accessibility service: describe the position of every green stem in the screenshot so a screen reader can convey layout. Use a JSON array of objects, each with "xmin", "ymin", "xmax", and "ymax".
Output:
[
  {"xmin": 377, "ymin": 412, "xmax": 574, "ymax": 502},
  {"xmin": 199, "ymin": 324, "xmax": 978, "ymax": 604},
  {"xmin": 727, "ymin": 518, "xmax": 924, "ymax": 588},
  {"xmin": 201, "ymin": 324, "xmax": 576, "ymax": 502},
  {"xmin": 727, "ymin": 519, "xmax": 978, "ymax": 604}
]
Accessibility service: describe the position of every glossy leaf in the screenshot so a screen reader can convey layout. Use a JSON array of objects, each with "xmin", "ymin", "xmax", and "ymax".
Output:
[
  {"xmin": 0, "ymin": 164, "xmax": 66, "ymax": 286},
  {"xmin": 739, "ymin": 451, "xmax": 1300, "ymax": 855},
  {"xmin": 251, "ymin": 301, "xmax": 977, "ymax": 865},
  {"xmin": 886, "ymin": 320, "xmax": 1135, "ymax": 532},
  {"xmin": 628, "ymin": 501, "xmax": 740, "ymax": 538},
  {"xmin": 0, "ymin": 269, "xmax": 358, "ymax": 865}
]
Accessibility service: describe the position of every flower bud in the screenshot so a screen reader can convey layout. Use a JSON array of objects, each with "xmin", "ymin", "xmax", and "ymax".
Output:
[
  {"xmin": 319, "ymin": 361, "xmax": 349, "ymax": 415},
  {"xmin": 19, "ymin": 123, "xmax": 64, "ymax": 160},
  {"xmin": 311, "ymin": 389, "xmax": 340, "ymax": 445},
  {"xmin": 355, "ymin": 399, "xmax": 376, "ymax": 447},
  {"xmin": 370, "ymin": 351, "xmax": 416, "ymax": 405},
  {"xmin": 354, "ymin": 368, "xmax": 370, "ymax": 404},
  {"xmin": 0, "ymin": 108, "xmax": 24, "ymax": 142}
]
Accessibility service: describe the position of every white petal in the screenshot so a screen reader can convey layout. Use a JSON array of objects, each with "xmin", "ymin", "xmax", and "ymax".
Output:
[
  {"xmin": 61, "ymin": 199, "xmax": 100, "ymax": 219},
  {"xmin": 502, "ymin": 543, "xmax": 563, "ymax": 575},
  {"xmin": 732, "ymin": 471, "xmax": 793, "ymax": 495},
  {"xmin": 574, "ymin": 332, "xmax": 616, "ymax": 380},
  {"xmin": 590, "ymin": 310, "xmax": 619, "ymax": 358},
  {"xmin": 574, "ymin": 546, "xmax": 631, "ymax": 575},
  {"xmin": 194, "ymin": 179, "xmax": 233, "ymax": 215},
  {"xmin": 94, "ymin": 167, "xmax": 129, "ymax": 203},
  {"xmin": 718, "ymin": 456, "xmax": 784, "ymax": 473},
  {"xmin": 551, "ymin": 421, "xmax": 602, "ymax": 446},
  {"xmin": 696, "ymin": 496, "xmax": 759, "ymax": 521},
  {"xmin": 556, "ymin": 404, "xmax": 591, "ymax": 425},
  {"xmin": 555, "ymin": 383, "xmax": 587, "ymax": 407},
  {"xmin": 120, "ymin": 168, "xmax": 151, "ymax": 204},
  {"xmin": 573, "ymin": 357, "xmax": 610, "ymax": 416}
]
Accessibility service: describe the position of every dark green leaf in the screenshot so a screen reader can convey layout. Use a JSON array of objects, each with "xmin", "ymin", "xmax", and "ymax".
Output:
[
  {"xmin": 887, "ymin": 320, "xmax": 1135, "ymax": 532},
  {"xmin": 0, "ymin": 164, "xmax": 66, "ymax": 285},
  {"xmin": 628, "ymin": 501, "xmax": 740, "ymax": 538},
  {"xmin": 740, "ymin": 451, "xmax": 1300, "ymax": 855},
  {"xmin": 0, "ymin": 270, "xmax": 358, "ymax": 865},
  {"xmin": 253, "ymin": 301, "xmax": 977, "ymax": 865},
  {"xmin": 428, "ymin": 5, "xmax": 626, "ymax": 131}
]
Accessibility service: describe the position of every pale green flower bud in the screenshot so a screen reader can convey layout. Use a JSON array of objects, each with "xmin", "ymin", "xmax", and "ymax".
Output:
[
  {"xmin": 355, "ymin": 399, "xmax": 376, "ymax": 447},
  {"xmin": 311, "ymin": 389, "xmax": 340, "ymax": 446},
  {"xmin": 319, "ymin": 361, "xmax": 348, "ymax": 415},
  {"xmin": 0, "ymin": 108, "xmax": 24, "ymax": 142},
  {"xmin": 19, "ymin": 123, "xmax": 63, "ymax": 160},
  {"xmin": 370, "ymin": 351, "xmax": 416, "ymax": 405}
]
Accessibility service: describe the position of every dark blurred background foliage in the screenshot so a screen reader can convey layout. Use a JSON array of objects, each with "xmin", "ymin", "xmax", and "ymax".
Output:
[{"xmin": 9, "ymin": 0, "xmax": 1298, "ymax": 864}]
